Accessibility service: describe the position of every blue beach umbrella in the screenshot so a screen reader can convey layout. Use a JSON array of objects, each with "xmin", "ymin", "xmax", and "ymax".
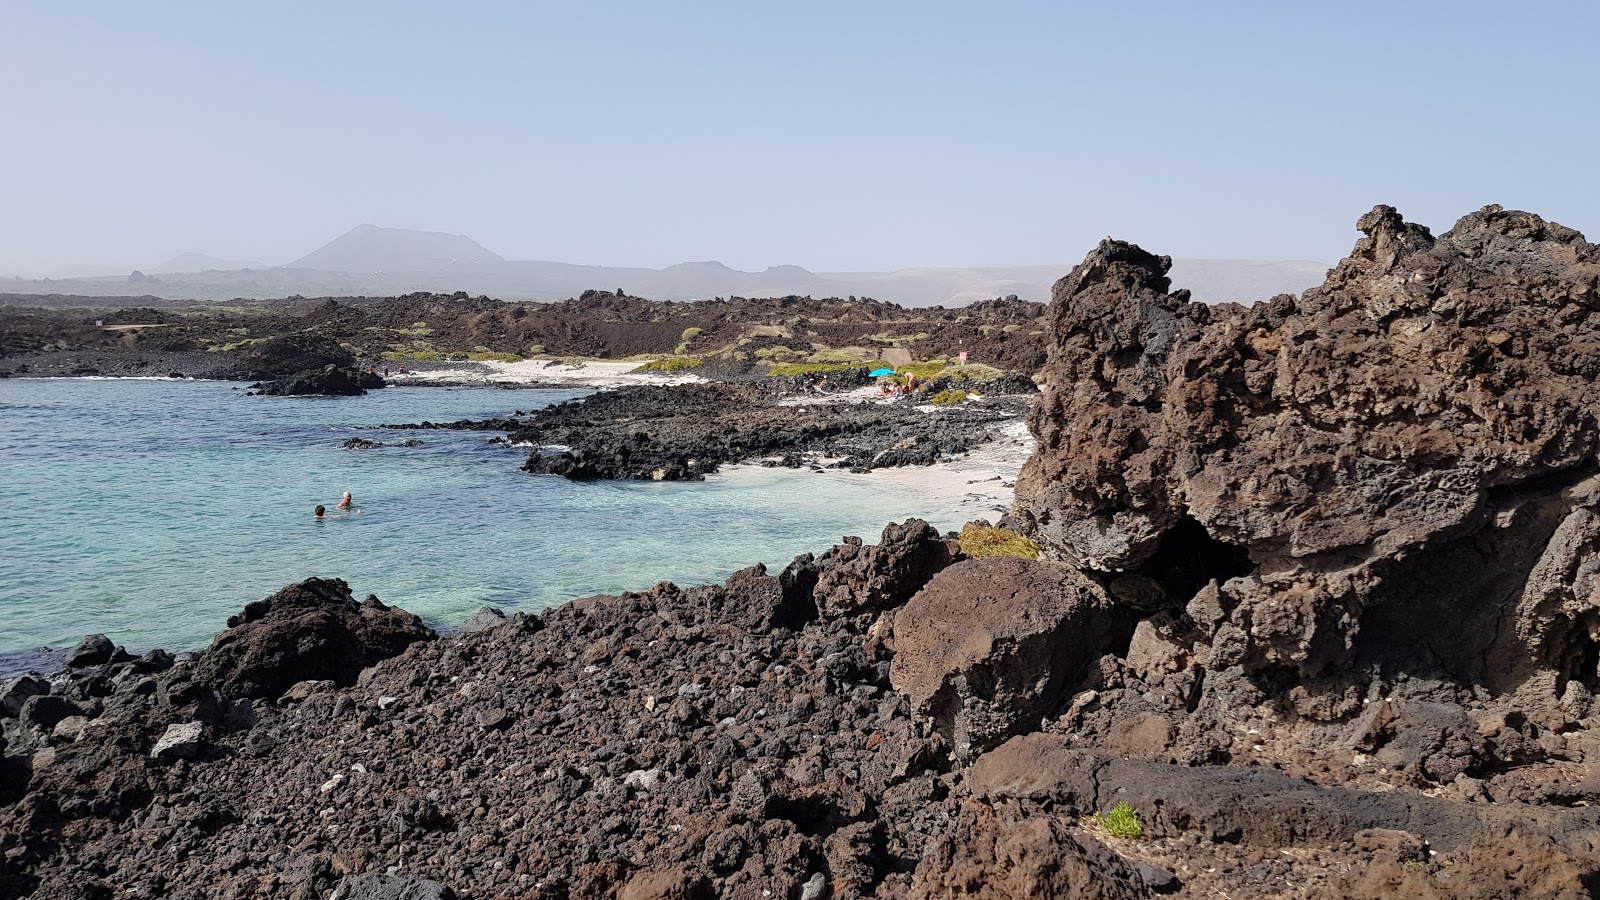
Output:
[{"xmin": 868, "ymin": 367, "xmax": 895, "ymax": 377}]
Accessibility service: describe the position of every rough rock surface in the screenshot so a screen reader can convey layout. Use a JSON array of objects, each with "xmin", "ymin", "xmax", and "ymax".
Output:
[
  {"xmin": 891, "ymin": 557, "xmax": 1134, "ymax": 759},
  {"xmin": 189, "ymin": 577, "xmax": 435, "ymax": 700},
  {"xmin": 10, "ymin": 206, "xmax": 1600, "ymax": 899},
  {"xmin": 812, "ymin": 520, "xmax": 957, "ymax": 617},
  {"xmin": 254, "ymin": 364, "xmax": 385, "ymax": 396},
  {"xmin": 1014, "ymin": 204, "xmax": 1600, "ymax": 774},
  {"xmin": 504, "ymin": 383, "xmax": 1029, "ymax": 480},
  {"xmin": 240, "ymin": 333, "xmax": 356, "ymax": 376}
]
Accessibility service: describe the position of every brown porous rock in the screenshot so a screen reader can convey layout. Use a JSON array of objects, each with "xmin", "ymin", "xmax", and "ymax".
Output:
[
  {"xmin": 1012, "ymin": 205, "xmax": 1600, "ymax": 780},
  {"xmin": 190, "ymin": 577, "xmax": 435, "ymax": 700}
]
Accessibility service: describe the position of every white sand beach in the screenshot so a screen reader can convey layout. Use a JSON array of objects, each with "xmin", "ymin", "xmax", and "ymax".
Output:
[{"xmin": 392, "ymin": 359, "xmax": 705, "ymax": 388}]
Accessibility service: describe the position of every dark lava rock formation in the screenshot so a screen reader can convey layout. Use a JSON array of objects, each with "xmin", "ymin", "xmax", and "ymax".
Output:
[
  {"xmin": 8, "ymin": 205, "xmax": 1600, "ymax": 899},
  {"xmin": 190, "ymin": 577, "xmax": 435, "ymax": 700},
  {"xmin": 1014, "ymin": 204, "xmax": 1600, "ymax": 783},
  {"xmin": 254, "ymin": 364, "xmax": 386, "ymax": 397},
  {"xmin": 505, "ymin": 383, "xmax": 1029, "ymax": 480}
]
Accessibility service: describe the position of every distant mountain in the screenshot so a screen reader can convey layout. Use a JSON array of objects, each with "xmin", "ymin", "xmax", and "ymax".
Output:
[
  {"xmin": 0, "ymin": 225, "xmax": 1331, "ymax": 307},
  {"xmin": 151, "ymin": 252, "xmax": 268, "ymax": 274},
  {"xmin": 289, "ymin": 224, "xmax": 505, "ymax": 273}
]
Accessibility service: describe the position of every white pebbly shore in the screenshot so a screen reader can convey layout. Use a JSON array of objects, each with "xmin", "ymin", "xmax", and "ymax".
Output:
[
  {"xmin": 395, "ymin": 360, "xmax": 1034, "ymax": 522},
  {"xmin": 390, "ymin": 359, "xmax": 705, "ymax": 387}
]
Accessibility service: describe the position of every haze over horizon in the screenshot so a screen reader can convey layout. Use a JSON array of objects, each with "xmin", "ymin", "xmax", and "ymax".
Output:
[{"xmin": 2, "ymin": 2, "xmax": 1596, "ymax": 277}]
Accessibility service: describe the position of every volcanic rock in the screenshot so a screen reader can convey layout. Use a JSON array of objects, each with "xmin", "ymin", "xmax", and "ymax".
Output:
[
  {"xmin": 508, "ymin": 382, "xmax": 1023, "ymax": 481},
  {"xmin": 240, "ymin": 333, "xmax": 354, "ymax": 376},
  {"xmin": 813, "ymin": 519, "xmax": 956, "ymax": 618},
  {"xmin": 65, "ymin": 634, "xmax": 116, "ymax": 668},
  {"xmin": 149, "ymin": 722, "xmax": 205, "ymax": 760},
  {"xmin": 255, "ymin": 364, "xmax": 385, "ymax": 396},
  {"xmin": 189, "ymin": 577, "xmax": 435, "ymax": 700},
  {"xmin": 1013, "ymin": 204, "xmax": 1600, "ymax": 763},
  {"xmin": 890, "ymin": 557, "xmax": 1134, "ymax": 759}
]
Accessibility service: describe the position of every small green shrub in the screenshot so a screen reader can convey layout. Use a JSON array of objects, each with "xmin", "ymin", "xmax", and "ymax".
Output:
[
  {"xmin": 807, "ymin": 348, "xmax": 866, "ymax": 364},
  {"xmin": 412, "ymin": 350, "xmax": 441, "ymax": 362},
  {"xmin": 634, "ymin": 356, "xmax": 704, "ymax": 373},
  {"xmin": 946, "ymin": 363, "xmax": 1005, "ymax": 383},
  {"xmin": 680, "ymin": 326, "xmax": 703, "ymax": 343},
  {"xmin": 1096, "ymin": 802, "xmax": 1143, "ymax": 839},
  {"xmin": 958, "ymin": 525, "xmax": 1039, "ymax": 559},
  {"xmin": 466, "ymin": 351, "xmax": 523, "ymax": 362},
  {"xmin": 897, "ymin": 362, "xmax": 949, "ymax": 381},
  {"xmin": 930, "ymin": 389, "xmax": 969, "ymax": 405},
  {"xmin": 766, "ymin": 362, "xmax": 859, "ymax": 377}
]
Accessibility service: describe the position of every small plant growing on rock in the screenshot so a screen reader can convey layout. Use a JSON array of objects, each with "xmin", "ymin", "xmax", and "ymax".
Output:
[
  {"xmin": 634, "ymin": 356, "xmax": 704, "ymax": 373},
  {"xmin": 1096, "ymin": 802, "xmax": 1144, "ymax": 839},
  {"xmin": 957, "ymin": 525, "xmax": 1039, "ymax": 559},
  {"xmin": 931, "ymin": 389, "xmax": 969, "ymax": 405}
]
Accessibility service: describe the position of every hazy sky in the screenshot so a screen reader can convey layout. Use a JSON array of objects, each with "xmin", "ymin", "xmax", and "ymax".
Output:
[{"xmin": 3, "ymin": 1, "xmax": 1596, "ymax": 276}]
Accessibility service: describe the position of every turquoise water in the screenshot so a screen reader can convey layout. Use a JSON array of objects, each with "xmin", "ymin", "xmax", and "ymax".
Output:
[{"xmin": 0, "ymin": 378, "xmax": 974, "ymax": 656}]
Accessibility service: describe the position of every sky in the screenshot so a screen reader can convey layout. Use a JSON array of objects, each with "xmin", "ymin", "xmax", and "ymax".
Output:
[{"xmin": 2, "ymin": 1, "xmax": 1597, "ymax": 276}]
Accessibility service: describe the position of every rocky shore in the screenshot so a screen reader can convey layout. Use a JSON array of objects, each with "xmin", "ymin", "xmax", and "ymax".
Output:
[
  {"xmin": 7, "ymin": 204, "xmax": 1600, "ymax": 899},
  {"xmin": 379, "ymin": 382, "xmax": 1033, "ymax": 481}
]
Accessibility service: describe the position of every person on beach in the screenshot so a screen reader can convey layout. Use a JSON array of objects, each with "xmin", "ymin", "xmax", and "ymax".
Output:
[
  {"xmin": 314, "ymin": 505, "xmax": 326, "ymax": 519},
  {"xmin": 337, "ymin": 491, "xmax": 353, "ymax": 509}
]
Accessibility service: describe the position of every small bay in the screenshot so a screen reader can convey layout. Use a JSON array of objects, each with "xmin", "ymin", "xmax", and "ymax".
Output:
[{"xmin": 0, "ymin": 378, "xmax": 990, "ymax": 657}]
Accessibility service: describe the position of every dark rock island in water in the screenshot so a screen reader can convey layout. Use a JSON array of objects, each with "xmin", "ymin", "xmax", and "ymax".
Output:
[{"xmin": 6, "ymin": 205, "xmax": 1600, "ymax": 898}]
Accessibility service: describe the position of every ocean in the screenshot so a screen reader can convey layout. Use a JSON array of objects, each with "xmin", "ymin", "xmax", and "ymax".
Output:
[{"xmin": 0, "ymin": 378, "xmax": 993, "ymax": 660}]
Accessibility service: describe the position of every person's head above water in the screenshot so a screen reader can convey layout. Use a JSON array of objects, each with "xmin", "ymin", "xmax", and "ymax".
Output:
[
  {"xmin": 314, "ymin": 505, "xmax": 326, "ymax": 518},
  {"xmin": 338, "ymin": 491, "xmax": 353, "ymax": 508}
]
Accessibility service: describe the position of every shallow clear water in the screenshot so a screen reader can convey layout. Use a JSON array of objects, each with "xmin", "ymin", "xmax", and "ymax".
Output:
[{"xmin": 0, "ymin": 378, "xmax": 977, "ymax": 656}]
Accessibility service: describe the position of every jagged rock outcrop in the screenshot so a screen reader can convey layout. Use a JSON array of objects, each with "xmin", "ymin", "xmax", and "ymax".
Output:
[
  {"xmin": 1014, "ymin": 205, "xmax": 1600, "ymax": 741},
  {"xmin": 813, "ymin": 520, "xmax": 956, "ymax": 618},
  {"xmin": 240, "ymin": 333, "xmax": 355, "ymax": 376},
  {"xmin": 189, "ymin": 577, "xmax": 434, "ymax": 700},
  {"xmin": 254, "ymin": 364, "xmax": 385, "ymax": 396}
]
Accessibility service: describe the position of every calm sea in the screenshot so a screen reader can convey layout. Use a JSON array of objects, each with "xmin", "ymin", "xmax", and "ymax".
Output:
[{"xmin": 0, "ymin": 378, "xmax": 982, "ymax": 660}]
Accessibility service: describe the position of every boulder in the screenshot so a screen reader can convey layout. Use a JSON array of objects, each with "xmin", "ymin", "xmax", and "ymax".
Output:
[
  {"xmin": 255, "ymin": 364, "xmax": 385, "ymax": 397},
  {"xmin": 19, "ymin": 695, "xmax": 82, "ymax": 734},
  {"xmin": 455, "ymin": 606, "xmax": 508, "ymax": 635},
  {"xmin": 889, "ymin": 557, "xmax": 1134, "ymax": 759},
  {"xmin": 241, "ymin": 333, "xmax": 354, "ymax": 376},
  {"xmin": 813, "ymin": 519, "xmax": 956, "ymax": 618},
  {"xmin": 150, "ymin": 722, "xmax": 205, "ymax": 760},
  {"xmin": 191, "ymin": 578, "xmax": 435, "ymax": 700},
  {"xmin": 904, "ymin": 803, "xmax": 1156, "ymax": 900},
  {"xmin": 65, "ymin": 635, "xmax": 116, "ymax": 668},
  {"xmin": 1, "ymin": 676, "xmax": 49, "ymax": 717}
]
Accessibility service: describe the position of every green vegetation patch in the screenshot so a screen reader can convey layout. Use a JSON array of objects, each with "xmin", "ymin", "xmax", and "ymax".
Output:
[
  {"xmin": 897, "ymin": 361, "xmax": 949, "ymax": 381},
  {"xmin": 766, "ymin": 361, "xmax": 860, "ymax": 377},
  {"xmin": 946, "ymin": 363, "xmax": 1005, "ymax": 383},
  {"xmin": 1095, "ymin": 802, "xmax": 1144, "ymax": 839},
  {"xmin": 930, "ymin": 389, "xmax": 969, "ymax": 405},
  {"xmin": 466, "ymin": 351, "xmax": 523, "ymax": 362},
  {"xmin": 634, "ymin": 356, "xmax": 705, "ymax": 373},
  {"xmin": 807, "ymin": 348, "xmax": 870, "ymax": 364},
  {"xmin": 958, "ymin": 525, "xmax": 1039, "ymax": 560}
]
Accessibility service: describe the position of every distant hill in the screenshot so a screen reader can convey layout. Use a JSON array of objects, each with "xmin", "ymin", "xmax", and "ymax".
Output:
[
  {"xmin": 151, "ymin": 252, "xmax": 268, "ymax": 274},
  {"xmin": 288, "ymin": 225, "xmax": 505, "ymax": 273},
  {"xmin": 1, "ymin": 225, "xmax": 1331, "ymax": 306}
]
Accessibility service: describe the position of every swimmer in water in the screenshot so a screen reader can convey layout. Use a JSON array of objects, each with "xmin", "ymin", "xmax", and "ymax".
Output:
[
  {"xmin": 337, "ymin": 491, "xmax": 353, "ymax": 509},
  {"xmin": 314, "ymin": 505, "xmax": 326, "ymax": 519}
]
